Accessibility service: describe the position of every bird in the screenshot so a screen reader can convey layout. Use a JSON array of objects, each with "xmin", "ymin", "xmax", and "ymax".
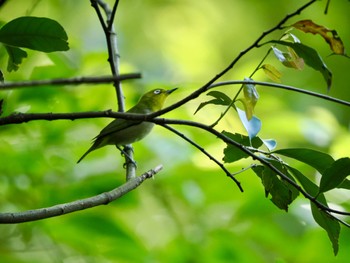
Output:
[{"xmin": 77, "ymin": 88, "xmax": 177, "ymax": 163}]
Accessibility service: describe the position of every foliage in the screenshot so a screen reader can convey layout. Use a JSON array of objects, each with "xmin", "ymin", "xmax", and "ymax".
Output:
[
  {"xmin": 0, "ymin": 0, "xmax": 350, "ymax": 262},
  {"xmin": 0, "ymin": 16, "xmax": 68, "ymax": 71}
]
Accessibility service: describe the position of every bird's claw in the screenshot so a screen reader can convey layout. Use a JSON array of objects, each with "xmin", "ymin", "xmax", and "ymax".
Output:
[{"xmin": 117, "ymin": 146, "xmax": 137, "ymax": 168}]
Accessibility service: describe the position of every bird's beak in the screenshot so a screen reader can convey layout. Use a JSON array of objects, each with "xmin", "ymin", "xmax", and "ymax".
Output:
[{"xmin": 166, "ymin": 88, "xmax": 178, "ymax": 94}]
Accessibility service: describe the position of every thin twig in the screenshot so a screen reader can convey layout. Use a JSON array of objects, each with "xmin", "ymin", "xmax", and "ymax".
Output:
[
  {"xmin": 0, "ymin": 74, "xmax": 141, "ymax": 90},
  {"xmin": 160, "ymin": 123, "xmax": 244, "ymax": 192},
  {"xmin": 0, "ymin": 165, "xmax": 162, "ymax": 224},
  {"xmin": 92, "ymin": 0, "xmax": 123, "ymax": 109},
  {"xmin": 1, "ymin": 78, "xmax": 348, "ymax": 126},
  {"xmin": 91, "ymin": 0, "xmax": 136, "ymax": 179},
  {"xmin": 143, "ymin": 0, "xmax": 318, "ymax": 119},
  {"xmin": 209, "ymin": 80, "xmax": 350, "ymax": 107},
  {"xmin": 153, "ymin": 117, "xmax": 350, "ymax": 217},
  {"xmin": 107, "ymin": 0, "xmax": 120, "ymax": 30},
  {"xmin": 90, "ymin": 0, "xmax": 108, "ymax": 31}
]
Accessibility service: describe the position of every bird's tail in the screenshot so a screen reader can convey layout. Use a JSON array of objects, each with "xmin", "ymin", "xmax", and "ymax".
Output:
[{"xmin": 77, "ymin": 146, "xmax": 94, "ymax": 163}]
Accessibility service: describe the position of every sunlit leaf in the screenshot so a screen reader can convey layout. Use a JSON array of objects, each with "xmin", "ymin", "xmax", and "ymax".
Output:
[
  {"xmin": 271, "ymin": 46, "xmax": 285, "ymax": 62},
  {"xmin": 0, "ymin": 16, "xmax": 69, "ymax": 52},
  {"xmin": 222, "ymin": 131, "xmax": 263, "ymax": 163},
  {"xmin": 292, "ymin": 19, "xmax": 346, "ymax": 55},
  {"xmin": 236, "ymin": 107, "xmax": 261, "ymax": 139},
  {"xmin": 271, "ymin": 46, "xmax": 304, "ymax": 70},
  {"xmin": 5, "ymin": 45, "xmax": 27, "ymax": 72},
  {"xmin": 238, "ymin": 98, "xmax": 256, "ymax": 121},
  {"xmin": 262, "ymin": 139, "xmax": 277, "ymax": 151},
  {"xmin": 194, "ymin": 90, "xmax": 232, "ymax": 114},
  {"xmin": 311, "ymin": 203, "xmax": 340, "ymax": 255},
  {"xmin": 239, "ymin": 77, "xmax": 259, "ymax": 120},
  {"xmin": 286, "ymin": 46, "xmax": 305, "ymax": 70},
  {"xmin": 261, "ymin": 64, "xmax": 282, "ymax": 82},
  {"xmin": 281, "ymin": 32, "xmax": 301, "ymax": 43},
  {"xmin": 274, "ymin": 148, "xmax": 334, "ymax": 174},
  {"xmin": 243, "ymin": 77, "xmax": 259, "ymax": 107},
  {"xmin": 271, "ymin": 40, "xmax": 332, "ymax": 90},
  {"xmin": 319, "ymin": 157, "xmax": 350, "ymax": 193}
]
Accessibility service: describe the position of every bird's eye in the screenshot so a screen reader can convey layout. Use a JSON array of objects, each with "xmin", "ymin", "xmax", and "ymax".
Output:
[{"xmin": 153, "ymin": 89, "xmax": 161, "ymax": 95}]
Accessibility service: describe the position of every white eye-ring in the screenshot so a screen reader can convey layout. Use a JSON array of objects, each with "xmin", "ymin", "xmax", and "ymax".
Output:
[{"xmin": 154, "ymin": 89, "xmax": 161, "ymax": 95}]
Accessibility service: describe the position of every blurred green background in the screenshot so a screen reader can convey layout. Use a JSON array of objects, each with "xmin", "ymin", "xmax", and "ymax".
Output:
[{"xmin": 1, "ymin": 0, "xmax": 350, "ymax": 262}]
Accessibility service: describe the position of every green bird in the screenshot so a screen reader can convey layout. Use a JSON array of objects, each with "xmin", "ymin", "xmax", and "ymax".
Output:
[{"xmin": 77, "ymin": 88, "xmax": 177, "ymax": 163}]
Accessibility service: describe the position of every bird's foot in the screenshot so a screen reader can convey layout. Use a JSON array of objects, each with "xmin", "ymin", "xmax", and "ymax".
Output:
[{"xmin": 117, "ymin": 146, "xmax": 137, "ymax": 168}]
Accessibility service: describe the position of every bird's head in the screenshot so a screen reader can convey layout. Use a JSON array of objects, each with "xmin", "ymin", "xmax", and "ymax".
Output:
[{"xmin": 137, "ymin": 88, "xmax": 177, "ymax": 112}]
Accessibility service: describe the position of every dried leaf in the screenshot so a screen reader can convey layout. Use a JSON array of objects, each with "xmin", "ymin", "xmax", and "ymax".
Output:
[{"xmin": 292, "ymin": 20, "xmax": 345, "ymax": 55}]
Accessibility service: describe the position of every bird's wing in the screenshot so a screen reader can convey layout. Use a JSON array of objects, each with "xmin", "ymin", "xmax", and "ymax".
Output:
[
  {"xmin": 94, "ymin": 119, "xmax": 141, "ymax": 141},
  {"xmin": 77, "ymin": 120, "xmax": 138, "ymax": 163},
  {"xmin": 95, "ymin": 107, "xmax": 152, "ymax": 140}
]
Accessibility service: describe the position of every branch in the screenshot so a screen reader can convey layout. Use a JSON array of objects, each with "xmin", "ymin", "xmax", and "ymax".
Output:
[
  {"xmin": 91, "ymin": 0, "xmax": 136, "ymax": 179},
  {"xmin": 2, "ymin": 78, "xmax": 348, "ymax": 126},
  {"xmin": 91, "ymin": 0, "xmax": 124, "ymax": 109},
  {"xmin": 0, "ymin": 165, "xmax": 162, "ymax": 224},
  {"xmin": 144, "ymin": 0, "xmax": 318, "ymax": 118},
  {"xmin": 107, "ymin": 0, "xmax": 120, "ymax": 30},
  {"xmin": 153, "ymin": 118, "xmax": 350, "ymax": 217},
  {"xmin": 0, "ymin": 74, "xmax": 141, "ymax": 90},
  {"xmin": 210, "ymin": 80, "xmax": 350, "ymax": 107},
  {"xmin": 160, "ymin": 123, "xmax": 244, "ymax": 192}
]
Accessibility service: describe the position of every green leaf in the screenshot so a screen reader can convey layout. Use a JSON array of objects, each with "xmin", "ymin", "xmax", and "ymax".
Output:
[
  {"xmin": 0, "ymin": 16, "xmax": 69, "ymax": 52},
  {"xmin": 286, "ymin": 165, "xmax": 319, "ymax": 196},
  {"xmin": 236, "ymin": 107, "xmax": 261, "ymax": 139},
  {"xmin": 0, "ymin": 98, "xmax": 3, "ymax": 116},
  {"xmin": 311, "ymin": 203, "xmax": 340, "ymax": 255},
  {"xmin": 194, "ymin": 90, "xmax": 232, "ymax": 114},
  {"xmin": 286, "ymin": 164, "xmax": 328, "ymax": 201},
  {"xmin": 287, "ymin": 165, "xmax": 339, "ymax": 255},
  {"xmin": 274, "ymin": 148, "xmax": 334, "ymax": 174},
  {"xmin": 262, "ymin": 168, "xmax": 292, "ymax": 211},
  {"xmin": 252, "ymin": 163, "xmax": 299, "ymax": 211},
  {"xmin": 5, "ymin": 45, "xmax": 27, "ymax": 72},
  {"xmin": 222, "ymin": 131, "xmax": 263, "ymax": 163},
  {"xmin": 337, "ymin": 179, "xmax": 350, "ymax": 190},
  {"xmin": 270, "ymin": 40, "xmax": 332, "ymax": 90},
  {"xmin": 319, "ymin": 157, "xmax": 350, "ymax": 193}
]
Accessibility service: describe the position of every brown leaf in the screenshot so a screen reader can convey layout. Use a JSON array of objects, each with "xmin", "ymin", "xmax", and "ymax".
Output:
[{"xmin": 292, "ymin": 20, "xmax": 345, "ymax": 55}]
